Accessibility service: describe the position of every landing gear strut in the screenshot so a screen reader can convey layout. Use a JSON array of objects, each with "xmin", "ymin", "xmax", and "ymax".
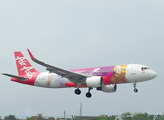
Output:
[
  {"xmin": 133, "ymin": 82, "xmax": 138, "ymax": 93},
  {"xmin": 86, "ymin": 87, "xmax": 93, "ymax": 98},
  {"xmin": 74, "ymin": 83, "xmax": 81, "ymax": 95}
]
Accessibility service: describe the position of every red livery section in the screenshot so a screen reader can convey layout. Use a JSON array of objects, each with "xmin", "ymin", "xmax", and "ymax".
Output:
[
  {"xmin": 27, "ymin": 49, "xmax": 35, "ymax": 60},
  {"xmin": 11, "ymin": 77, "xmax": 35, "ymax": 85},
  {"xmin": 65, "ymin": 82, "xmax": 87, "ymax": 87},
  {"xmin": 102, "ymin": 76, "xmax": 110, "ymax": 85},
  {"xmin": 13, "ymin": 51, "xmax": 40, "ymax": 85},
  {"xmin": 15, "ymin": 51, "xmax": 38, "ymax": 76}
]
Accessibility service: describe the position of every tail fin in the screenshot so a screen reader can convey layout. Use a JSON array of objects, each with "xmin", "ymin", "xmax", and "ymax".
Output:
[{"xmin": 14, "ymin": 51, "xmax": 38, "ymax": 77}]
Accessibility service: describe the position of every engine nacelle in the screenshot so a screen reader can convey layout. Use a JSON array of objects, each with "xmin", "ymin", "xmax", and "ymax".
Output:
[
  {"xmin": 86, "ymin": 76, "xmax": 111, "ymax": 87},
  {"xmin": 86, "ymin": 76, "xmax": 102, "ymax": 87},
  {"xmin": 97, "ymin": 84, "xmax": 117, "ymax": 93}
]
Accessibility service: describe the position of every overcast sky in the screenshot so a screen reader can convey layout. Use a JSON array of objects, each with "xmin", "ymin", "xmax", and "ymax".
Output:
[{"xmin": 0, "ymin": 0, "xmax": 164, "ymax": 118}]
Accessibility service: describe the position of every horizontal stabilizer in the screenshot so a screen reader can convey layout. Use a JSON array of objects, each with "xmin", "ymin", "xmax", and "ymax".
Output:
[{"xmin": 2, "ymin": 73, "xmax": 27, "ymax": 81}]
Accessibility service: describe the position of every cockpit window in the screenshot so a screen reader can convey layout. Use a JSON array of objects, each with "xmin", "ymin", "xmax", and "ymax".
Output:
[{"xmin": 141, "ymin": 67, "xmax": 149, "ymax": 70}]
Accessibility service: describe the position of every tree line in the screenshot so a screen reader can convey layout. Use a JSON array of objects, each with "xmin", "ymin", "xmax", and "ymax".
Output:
[{"xmin": 1, "ymin": 112, "xmax": 164, "ymax": 120}]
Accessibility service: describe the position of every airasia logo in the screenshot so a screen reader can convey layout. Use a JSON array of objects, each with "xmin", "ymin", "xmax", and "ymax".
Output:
[{"xmin": 16, "ymin": 56, "xmax": 33, "ymax": 79}]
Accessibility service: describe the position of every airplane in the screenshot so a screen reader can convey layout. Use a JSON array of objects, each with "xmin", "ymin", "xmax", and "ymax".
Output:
[{"xmin": 2, "ymin": 49, "xmax": 157, "ymax": 98}]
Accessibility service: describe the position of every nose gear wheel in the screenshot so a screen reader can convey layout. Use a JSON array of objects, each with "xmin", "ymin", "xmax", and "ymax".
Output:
[{"xmin": 133, "ymin": 82, "xmax": 138, "ymax": 93}]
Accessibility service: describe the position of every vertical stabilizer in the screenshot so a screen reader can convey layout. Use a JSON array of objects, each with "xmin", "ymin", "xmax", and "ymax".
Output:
[{"xmin": 14, "ymin": 51, "xmax": 38, "ymax": 78}]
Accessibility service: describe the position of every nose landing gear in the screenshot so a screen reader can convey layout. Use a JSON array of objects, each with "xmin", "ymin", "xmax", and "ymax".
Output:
[
  {"xmin": 133, "ymin": 82, "xmax": 138, "ymax": 93},
  {"xmin": 134, "ymin": 88, "xmax": 138, "ymax": 92}
]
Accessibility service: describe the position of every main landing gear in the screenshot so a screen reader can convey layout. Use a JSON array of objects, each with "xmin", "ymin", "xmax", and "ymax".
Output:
[
  {"xmin": 133, "ymin": 82, "xmax": 138, "ymax": 93},
  {"xmin": 74, "ymin": 83, "xmax": 81, "ymax": 95},
  {"xmin": 86, "ymin": 87, "xmax": 93, "ymax": 98},
  {"xmin": 74, "ymin": 86, "xmax": 93, "ymax": 98},
  {"xmin": 74, "ymin": 89, "xmax": 81, "ymax": 95}
]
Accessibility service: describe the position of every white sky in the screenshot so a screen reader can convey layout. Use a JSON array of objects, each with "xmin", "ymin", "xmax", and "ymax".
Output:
[{"xmin": 0, "ymin": 0, "xmax": 163, "ymax": 118}]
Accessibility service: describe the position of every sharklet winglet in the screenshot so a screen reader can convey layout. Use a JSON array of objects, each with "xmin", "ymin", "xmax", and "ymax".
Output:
[{"xmin": 27, "ymin": 49, "xmax": 35, "ymax": 60}]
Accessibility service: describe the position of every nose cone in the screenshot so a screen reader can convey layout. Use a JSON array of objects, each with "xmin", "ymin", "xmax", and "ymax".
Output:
[{"xmin": 150, "ymin": 70, "xmax": 157, "ymax": 79}]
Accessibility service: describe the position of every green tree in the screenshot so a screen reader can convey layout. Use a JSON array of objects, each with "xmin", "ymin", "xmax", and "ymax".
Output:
[
  {"xmin": 147, "ymin": 115, "xmax": 154, "ymax": 120},
  {"xmin": 133, "ymin": 113, "xmax": 147, "ymax": 120},
  {"xmin": 98, "ymin": 115, "xmax": 108, "ymax": 120},
  {"xmin": 37, "ymin": 113, "xmax": 44, "ymax": 120},
  {"xmin": 67, "ymin": 119, "xmax": 72, "ymax": 120},
  {"xmin": 121, "ymin": 112, "xmax": 132, "ymax": 120},
  {"xmin": 74, "ymin": 116, "xmax": 78, "ymax": 120},
  {"xmin": 49, "ymin": 117, "xmax": 55, "ymax": 120},
  {"xmin": 156, "ymin": 115, "xmax": 162, "ymax": 120},
  {"xmin": 108, "ymin": 115, "xmax": 117, "ymax": 120},
  {"xmin": 90, "ymin": 118, "xmax": 100, "ymax": 120},
  {"xmin": 26, "ymin": 116, "xmax": 38, "ymax": 120},
  {"xmin": 4, "ymin": 115, "xmax": 16, "ymax": 120}
]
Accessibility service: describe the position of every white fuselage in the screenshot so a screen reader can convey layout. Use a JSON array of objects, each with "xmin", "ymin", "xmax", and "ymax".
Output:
[
  {"xmin": 33, "ymin": 64, "xmax": 157, "ymax": 88},
  {"xmin": 126, "ymin": 64, "xmax": 157, "ymax": 83}
]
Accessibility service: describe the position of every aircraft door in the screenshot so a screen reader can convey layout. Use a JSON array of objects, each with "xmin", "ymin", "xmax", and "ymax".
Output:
[{"xmin": 130, "ymin": 64, "xmax": 136, "ymax": 75}]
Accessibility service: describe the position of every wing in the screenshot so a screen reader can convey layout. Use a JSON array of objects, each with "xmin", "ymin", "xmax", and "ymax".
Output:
[{"xmin": 27, "ymin": 49, "xmax": 87, "ymax": 84}]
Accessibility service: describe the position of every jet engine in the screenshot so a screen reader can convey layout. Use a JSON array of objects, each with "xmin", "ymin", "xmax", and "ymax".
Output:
[
  {"xmin": 85, "ymin": 76, "xmax": 110, "ymax": 87},
  {"xmin": 97, "ymin": 84, "xmax": 117, "ymax": 93},
  {"xmin": 86, "ymin": 76, "xmax": 102, "ymax": 87}
]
